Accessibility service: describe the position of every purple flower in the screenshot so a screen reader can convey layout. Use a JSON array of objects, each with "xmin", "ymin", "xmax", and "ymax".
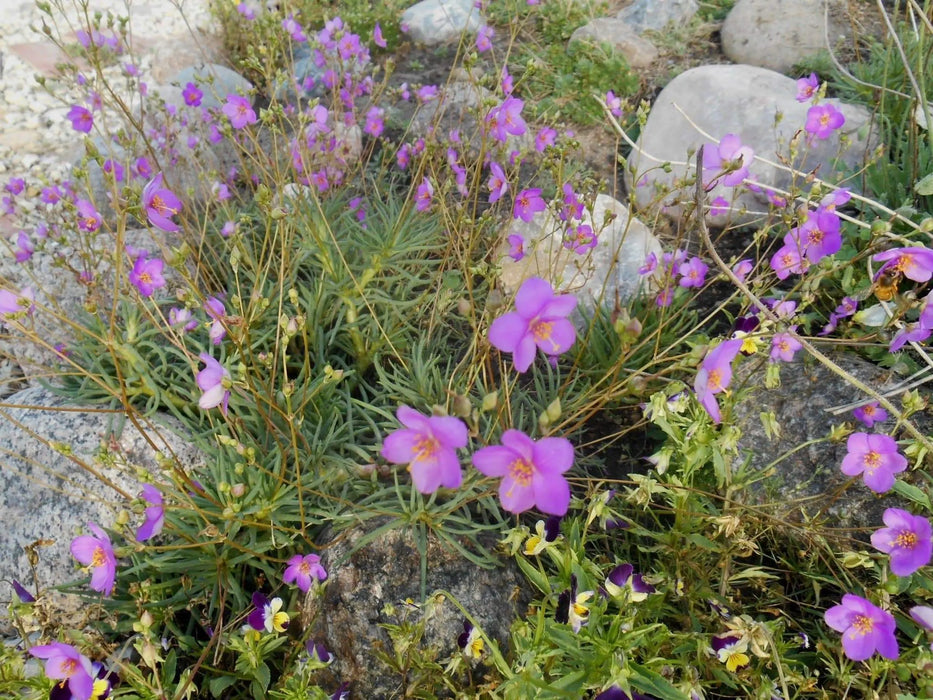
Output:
[
  {"xmin": 141, "ymin": 173, "xmax": 182, "ymax": 233},
  {"xmin": 472, "ymin": 429, "xmax": 574, "ymax": 515},
  {"xmin": 605, "ymin": 90, "xmax": 623, "ymax": 117},
  {"xmin": 595, "ymin": 688, "xmax": 654, "ymax": 700},
  {"xmin": 75, "ymin": 199, "xmax": 102, "ymax": 232},
  {"xmin": 182, "ymin": 82, "xmax": 203, "ymax": 107},
  {"xmin": 364, "ymin": 106, "xmax": 385, "ymax": 138},
  {"xmin": 67, "ymin": 105, "xmax": 94, "ymax": 133},
  {"xmin": 457, "ymin": 619, "xmax": 485, "ymax": 659},
  {"xmin": 770, "ymin": 332, "xmax": 802, "ymax": 362},
  {"xmin": 205, "ymin": 296, "xmax": 227, "ymax": 345},
  {"xmin": 0, "ymin": 286, "xmax": 34, "ymax": 319},
  {"xmin": 283, "ymin": 553, "xmax": 328, "ymax": 592},
  {"xmin": 769, "ymin": 242, "xmax": 808, "ymax": 280},
  {"xmin": 136, "ymin": 484, "xmax": 164, "ymax": 542},
  {"xmin": 197, "ymin": 353, "xmax": 231, "ymax": 415},
  {"xmin": 796, "ymin": 72, "xmax": 820, "ymax": 102},
  {"xmin": 513, "ymin": 188, "xmax": 546, "ymax": 222},
  {"xmin": 824, "ymin": 594, "xmax": 898, "ymax": 661},
  {"xmin": 373, "ymin": 22, "xmax": 387, "ymax": 48},
  {"xmin": 5, "ymin": 177, "xmax": 25, "ymax": 195},
  {"xmin": 223, "ymin": 94, "xmax": 257, "ymax": 129},
  {"xmin": 564, "ymin": 224, "xmax": 596, "ymax": 255},
  {"xmin": 103, "ymin": 159, "xmax": 125, "ymax": 183},
  {"xmin": 604, "ymin": 563, "xmax": 656, "ymax": 602},
  {"xmin": 805, "ymin": 104, "xmax": 845, "ymax": 139},
  {"xmin": 799, "ymin": 207, "xmax": 841, "ymax": 263},
  {"xmin": 732, "ymin": 258, "xmax": 753, "ymax": 281},
  {"xmin": 840, "ymin": 432, "xmax": 907, "ymax": 493},
  {"xmin": 702, "ymin": 133, "xmax": 754, "ymax": 188},
  {"xmin": 694, "ymin": 338, "xmax": 743, "ymax": 423},
  {"xmin": 678, "ymin": 257, "xmax": 708, "ymax": 288},
  {"xmin": 128, "ymin": 253, "xmax": 166, "ymax": 298},
  {"xmin": 487, "ymin": 161, "xmax": 508, "ymax": 203},
  {"xmin": 911, "ymin": 606, "xmax": 933, "ymax": 650},
  {"xmin": 380, "ymin": 405, "xmax": 468, "ymax": 493},
  {"xmin": 14, "ymin": 230, "xmax": 33, "ymax": 263},
  {"xmin": 476, "ymin": 25, "xmax": 494, "ymax": 52},
  {"xmin": 853, "ymin": 401, "xmax": 888, "ymax": 428},
  {"xmin": 306, "ymin": 638, "xmax": 333, "ymax": 664},
  {"xmin": 11, "ymin": 579, "xmax": 35, "ymax": 603},
  {"xmin": 873, "ymin": 246, "xmax": 933, "ymax": 283},
  {"xmin": 29, "ymin": 642, "xmax": 96, "ymax": 700},
  {"xmin": 554, "ymin": 574, "xmax": 593, "ymax": 633},
  {"xmin": 415, "ymin": 177, "xmax": 434, "ymax": 212},
  {"xmin": 711, "ymin": 634, "xmax": 750, "ymax": 672},
  {"xmin": 248, "ymin": 591, "xmax": 289, "ymax": 633},
  {"xmin": 169, "ymin": 307, "xmax": 198, "ymax": 332},
  {"xmin": 507, "ymin": 233, "xmax": 525, "ymax": 262},
  {"xmin": 71, "ymin": 522, "xmax": 117, "ymax": 596},
  {"xmin": 486, "ymin": 95, "xmax": 526, "ymax": 142},
  {"xmin": 488, "ymin": 276, "xmax": 576, "ymax": 373},
  {"xmin": 871, "ymin": 508, "xmax": 932, "ymax": 576},
  {"xmin": 535, "ymin": 126, "xmax": 557, "ymax": 152},
  {"xmin": 282, "ymin": 14, "xmax": 306, "ymax": 42}
]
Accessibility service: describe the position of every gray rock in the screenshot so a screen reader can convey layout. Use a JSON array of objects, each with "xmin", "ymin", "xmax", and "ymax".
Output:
[
  {"xmin": 0, "ymin": 385, "xmax": 204, "ymax": 634},
  {"xmin": 304, "ymin": 518, "xmax": 526, "ymax": 698},
  {"xmin": 627, "ymin": 64, "xmax": 876, "ymax": 225},
  {"xmin": 570, "ymin": 18, "xmax": 658, "ymax": 69},
  {"xmin": 500, "ymin": 194, "xmax": 662, "ymax": 314},
  {"xmin": 166, "ymin": 63, "xmax": 253, "ymax": 113},
  {"xmin": 734, "ymin": 353, "xmax": 924, "ymax": 535},
  {"xmin": 722, "ymin": 0, "xmax": 851, "ymax": 74},
  {"xmin": 616, "ymin": 0, "xmax": 698, "ymax": 33},
  {"xmin": 401, "ymin": 0, "xmax": 482, "ymax": 45}
]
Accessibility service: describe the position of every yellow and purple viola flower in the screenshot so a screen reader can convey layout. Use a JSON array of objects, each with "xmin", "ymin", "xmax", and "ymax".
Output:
[
  {"xmin": 135, "ymin": 484, "xmax": 164, "ymax": 542},
  {"xmin": 711, "ymin": 634, "xmax": 750, "ymax": 672},
  {"xmin": 523, "ymin": 515, "xmax": 562, "ymax": 555},
  {"xmin": 141, "ymin": 173, "xmax": 182, "ymax": 233},
  {"xmin": 456, "ymin": 619, "xmax": 485, "ymax": 660},
  {"xmin": 693, "ymin": 338, "xmax": 743, "ymax": 424},
  {"xmin": 472, "ymin": 429, "xmax": 573, "ymax": 516},
  {"xmin": 283, "ymin": 553, "xmax": 328, "ymax": 593},
  {"xmin": 840, "ymin": 432, "xmax": 907, "ymax": 494},
  {"xmin": 248, "ymin": 591, "xmax": 289, "ymax": 634},
  {"xmin": 595, "ymin": 688, "xmax": 655, "ymax": 700},
  {"xmin": 604, "ymin": 563, "xmax": 656, "ymax": 602},
  {"xmin": 380, "ymin": 405, "xmax": 468, "ymax": 494},
  {"xmin": 870, "ymin": 507, "xmax": 932, "ymax": 576},
  {"xmin": 70, "ymin": 521, "xmax": 117, "ymax": 596},
  {"xmin": 488, "ymin": 276, "xmax": 576, "ymax": 373},
  {"xmin": 555, "ymin": 574, "xmax": 594, "ymax": 634},
  {"xmin": 824, "ymin": 593, "xmax": 898, "ymax": 661}
]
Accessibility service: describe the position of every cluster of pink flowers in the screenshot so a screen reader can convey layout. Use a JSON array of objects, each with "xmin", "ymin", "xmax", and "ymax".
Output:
[{"xmin": 639, "ymin": 249, "xmax": 710, "ymax": 307}]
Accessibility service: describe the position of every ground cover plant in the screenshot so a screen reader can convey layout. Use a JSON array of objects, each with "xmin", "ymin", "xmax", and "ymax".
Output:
[{"xmin": 4, "ymin": 0, "xmax": 933, "ymax": 698}]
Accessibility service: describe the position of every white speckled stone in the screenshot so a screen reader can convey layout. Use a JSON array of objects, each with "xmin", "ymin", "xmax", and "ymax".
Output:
[
  {"xmin": 0, "ymin": 385, "xmax": 204, "ymax": 634},
  {"xmin": 401, "ymin": 0, "xmax": 482, "ymax": 45}
]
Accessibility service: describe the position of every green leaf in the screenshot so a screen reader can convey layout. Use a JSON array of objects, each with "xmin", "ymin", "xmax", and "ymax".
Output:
[
  {"xmin": 209, "ymin": 675, "xmax": 238, "ymax": 698},
  {"xmin": 915, "ymin": 172, "xmax": 933, "ymax": 196},
  {"xmin": 630, "ymin": 663, "xmax": 690, "ymax": 700},
  {"xmin": 892, "ymin": 479, "xmax": 932, "ymax": 511}
]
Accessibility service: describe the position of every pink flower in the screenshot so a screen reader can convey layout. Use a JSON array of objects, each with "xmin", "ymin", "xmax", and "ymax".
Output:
[
  {"xmin": 75, "ymin": 199, "xmax": 102, "ymax": 232},
  {"xmin": 770, "ymin": 242, "xmax": 808, "ymax": 280},
  {"xmin": 380, "ymin": 405, "xmax": 468, "ymax": 493},
  {"xmin": 678, "ymin": 257, "xmax": 708, "ymax": 288},
  {"xmin": 694, "ymin": 338, "xmax": 743, "ymax": 423},
  {"xmin": 364, "ymin": 106, "xmax": 385, "ymax": 138},
  {"xmin": 513, "ymin": 188, "xmax": 546, "ymax": 222},
  {"xmin": 564, "ymin": 224, "xmax": 596, "ymax": 255},
  {"xmin": 0, "ymin": 286, "xmax": 34, "ymax": 319},
  {"xmin": 507, "ymin": 233, "xmax": 525, "ymax": 261},
  {"xmin": 840, "ymin": 432, "xmax": 907, "ymax": 493},
  {"xmin": 605, "ymin": 90, "xmax": 623, "ymax": 117},
  {"xmin": 805, "ymin": 104, "xmax": 845, "ymax": 139},
  {"xmin": 873, "ymin": 246, "xmax": 933, "ymax": 283},
  {"xmin": 799, "ymin": 207, "xmax": 841, "ymax": 263},
  {"xmin": 487, "ymin": 161, "xmax": 508, "ymax": 203},
  {"xmin": 182, "ymin": 82, "xmax": 203, "ymax": 107},
  {"xmin": 136, "ymin": 484, "xmax": 165, "ymax": 542},
  {"xmin": 415, "ymin": 177, "xmax": 434, "ymax": 212},
  {"xmin": 14, "ymin": 230, "xmax": 33, "ymax": 263},
  {"xmin": 871, "ymin": 507, "xmax": 932, "ymax": 576},
  {"xmin": 488, "ymin": 276, "xmax": 576, "ymax": 373},
  {"xmin": 709, "ymin": 196, "xmax": 730, "ymax": 217},
  {"xmin": 223, "ymin": 94, "xmax": 257, "ymax": 129},
  {"xmin": 283, "ymin": 553, "xmax": 328, "ymax": 592},
  {"xmin": 795, "ymin": 72, "xmax": 820, "ymax": 102},
  {"xmin": 205, "ymin": 296, "xmax": 227, "ymax": 344},
  {"xmin": 476, "ymin": 25, "xmax": 494, "ymax": 52},
  {"xmin": 486, "ymin": 95, "xmax": 526, "ymax": 142},
  {"xmin": 282, "ymin": 14, "xmax": 306, "ymax": 42},
  {"xmin": 472, "ymin": 429, "xmax": 574, "ymax": 515},
  {"xmin": 702, "ymin": 134, "xmax": 754, "ymax": 188},
  {"xmin": 824, "ymin": 594, "xmax": 898, "ymax": 661},
  {"xmin": 67, "ymin": 105, "xmax": 94, "ymax": 133},
  {"xmin": 853, "ymin": 401, "xmax": 888, "ymax": 428},
  {"xmin": 71, "ymin": 521, "xmax": 117, "ymax": 596},
  {"xmin": 197, "ymin": 353, "xmax": 231, "ymax": 415},
  {"xmin": 770, "ymin": 332, "xmax": 802, "ymax": 362},
  {"xmin": 128, "ymin": 252, "xmax": 166, "ymax": 298},
  {"xmin": 732, "ymin": 258, "xmax": 753, "ymax": 282},
  {"xmin": 373, "ymin": 22, "xmax": 387, "ymax": 48},
  {"xmin": 142, "ymin": 173, "xmax": 182, "ymax": 233},
  {"xmin": 29, "ymin": 642, "xmax": 96, "ymax": 700},
  {"xmin": 535, "ymin": 127, "xmax": 557, "ymax": 152}
]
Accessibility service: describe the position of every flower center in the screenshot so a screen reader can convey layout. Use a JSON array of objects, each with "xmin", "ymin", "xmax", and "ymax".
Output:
[
  {"xmin": 138, "ymin": 272, "xmax": 152, "ymax": 284},
  {"xmin": 895, "ymin": 529, "xmax": 918, "ymax": 550},
  {"xmin": 532, "ymin": 319, "xmax": 553, "ymax": 346},
  {"xmin": 852, "ymin": 614, "xmax": 874, "ymax": 636},
  {"xmin": 413, "ymin": 435, "xmax": 439, "ymax": 463},
  {"xmin": 707, "ymin": 369, "xmax": 723, "ymax": 392},
  {"xmin": 819, "ymin": 113, "xmax": 831, "ymax": 128},
  {"xmin": 91, "ymin": 546, "xmax": 107, "ymax": 568},
  {"xmin": 508, "ymin": 457, "xmax": 534, "ymax": 487},
  {"xmin": 862, "ymin": 450, "xmax": 881, "ymax": 473},
  {"xmin": 62, "ymin": 658, "xmax": 77, "ymax": 676},
  {"xmin": 299, "ymin": 562, "xmax": 311, "ymax": 575}
]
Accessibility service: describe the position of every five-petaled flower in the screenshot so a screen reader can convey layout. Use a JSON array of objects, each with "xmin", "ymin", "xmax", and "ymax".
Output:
[
  {"xmin": 248, "ymin": 591, "xmax": 289, "ymax": 633},
  {"xmin": 76, "ymin": 199, "xmax": 102, "ymax": 232},
  {"xmin": 141, "ymin": 173, "xmax": 182, "ymax": 233},
  {"xmin": 182, "ymin": 82, "xmax": 202, "ymax": 107},
  {"xmin": 283, "ymin": 553, "xmax": 328, "ymax": 592},
  {"xmin": 128, "ymin": 251, "xmax": 166, "ymax": 298},
  {"xmin": 796, "ymin": 72, "xmax": 820, "ymax": 102},
  {"xmin": 223, "ymin": 94, "xmax": 257, "ymax": 129},
  {"xmin": 702, "ymin": 134, "xmax": 754, "ymax": 188},
  {"xmin": 196, "ymin": 353, "xmax": 231, "ymax": 415},
  {"xmin": 472, "ymin": 429, "xmax": 574, "ymax": 515},
  {"xmin": 853, "ymin": 401, "xmax": 888, "ymax": 428},
  {"xmin": 136, "ymin": 483, "xmax": 165, "ymax": 542},
  {"xmin": 512, "ymin": 188, "xmax": 546, "ymax": 222},
  {"xmin": 870, "ymin": 507, "xmax": 932, "ymax": 576},
  {"xmin": 805, "ymin": 103, "xmax": 845, "ymax": 140},
  {"xmin": 415, "ymin": 177, "xmax": 434, "ymax": 212},
  {"xmin": 824, "ymin": 593, "xmax": 899, "ymax": 661},
  {"xmin": 71, "ymin": 521, "xmax": 117, "ymax": 596},
  {"xmin": 694, "ymin": 338, "xmax": 743, "ymax": 424},
  {"xmin": 711, "ymin": 634, "xmax": 750, "ymax": 672},
  {"xmin": 873, "ymin": 246, "xmax": 933, "ymax": 283},
  {"xmin": 380, "ymin": 405, "xmax": 468, "ymax": 494},
  {"xmin": 457, "ymin": 620, "xmax": 485, "ymax": 659},
  {"xmin": 488, "ymin": 276, "xmax": 576, "ymax": 373},
  {"xmin": 29, "ymin": 642, "xmax": 97, "ymax": 700},
  {"xmin": 840, "ymin": 432, "xmax": 907, "ymax": 493},
  {"xmin": 67, "ymin": 105, "xmax": 94, "ymax": 133},
  {"xmin": 604, "ymin": 563, "xmax": 656, "ymax": 602}
]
